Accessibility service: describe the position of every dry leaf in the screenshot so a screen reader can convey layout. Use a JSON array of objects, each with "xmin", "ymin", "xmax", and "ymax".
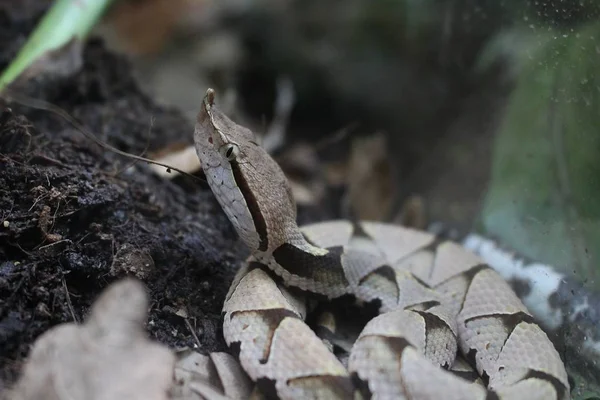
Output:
[
  {"xmin": 276, "ymin": 143, "xmax": 326, "ymax": 206},
  {"xmin": 345, "ymin": 132, "xmax": 395, "ymax": 221},
  {"xmin": 149, "ymin": 144, "xmax": 201, "ymax": 178},
  {"xmin": 101, "ymin": 0, "xmax": 205, "ymax": 56},
  {"xmin": 6, "ymin": 278, "xmax": 175, "ymax": 400}
]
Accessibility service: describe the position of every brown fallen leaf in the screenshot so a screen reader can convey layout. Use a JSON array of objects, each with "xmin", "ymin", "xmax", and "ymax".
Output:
[
  {"xmin": 100, "ymin": 0, "xmax": 207, "ymax": 56},
  {"xmin": 393, "ymin": 194, "xmax": 427, "ymax": 230},
  {"xmin": 149, "ymin": 144, "xmax": 201, "ymax": 179},
  {"xmin": 276, "ymin": 142, "xmax": 326, "ymax": 206},
  {"xmin": 6, "ymin": 278, "xmax": 175, "ymax": 400},
  {"xmin": 345, "ymin": 132, "xmax": 396, "ymax": 221}
]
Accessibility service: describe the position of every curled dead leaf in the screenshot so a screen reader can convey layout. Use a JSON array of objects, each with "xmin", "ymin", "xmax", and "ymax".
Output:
[{"xmin": 6, "ymin": 278, "xmax": 175, "ymax": 400}]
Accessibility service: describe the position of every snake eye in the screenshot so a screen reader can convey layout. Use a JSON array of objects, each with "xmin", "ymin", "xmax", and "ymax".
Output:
[{"xmin": 220, "ymin": 143, "xmax": 240, "ymax": 161}]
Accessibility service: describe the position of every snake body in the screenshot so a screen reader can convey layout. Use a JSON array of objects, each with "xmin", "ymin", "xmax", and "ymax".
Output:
[{"xmin": 193, "ymin": 89, "xmax": 570, "ymax": 399}]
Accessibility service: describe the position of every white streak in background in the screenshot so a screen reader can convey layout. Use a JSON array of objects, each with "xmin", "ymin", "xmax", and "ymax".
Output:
[
  {"xmin": 462, "ymin": 234, "xmax": 564, "ymax": 330},
  {"xmin": 569, "ymin": 296, "xmax": 590, "ymax": 323},
  {"xmin": 261, "ymin": 77, "xmax": 296, "ymax": 153},
  {"xmin": 583, "ymin": 336, "xmax": 600, "ymax": 359}
]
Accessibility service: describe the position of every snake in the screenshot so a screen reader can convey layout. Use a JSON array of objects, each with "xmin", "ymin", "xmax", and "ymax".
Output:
[{"xmin": 192, "ymin": 88, "xmax": 570, "ymax": 400}]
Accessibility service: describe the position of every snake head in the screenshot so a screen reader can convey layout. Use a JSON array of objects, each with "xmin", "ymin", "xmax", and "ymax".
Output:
[
  {"xmin": 194, "ymin": 88, "xmax": 252, "ymax": 163},
  {"xmin": 194, "ymin": 89, "xmax": 299, "ymax": 254}
]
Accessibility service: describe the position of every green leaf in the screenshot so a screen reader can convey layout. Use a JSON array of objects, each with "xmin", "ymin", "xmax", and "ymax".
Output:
[
  {"xmin": 480, "ymin": 22, "xmax": 600, "ymax": 288},
  {"xmin": 0, "ymin": 0, "xmax": 115, "ymax": 91},
  {"xmin": 478, "ymin": 22, "xmax": 600, "ymax": 400}
]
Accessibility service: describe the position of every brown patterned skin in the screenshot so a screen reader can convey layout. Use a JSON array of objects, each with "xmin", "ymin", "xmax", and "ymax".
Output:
[{"xmin": 193, "ymin": 89, "xmax": 570, "ymax": 400}]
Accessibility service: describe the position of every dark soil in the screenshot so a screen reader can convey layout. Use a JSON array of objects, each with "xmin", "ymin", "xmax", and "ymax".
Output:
[{"xmin": 0, "ymin": 2, "xmax": 265, "ymax": 389}]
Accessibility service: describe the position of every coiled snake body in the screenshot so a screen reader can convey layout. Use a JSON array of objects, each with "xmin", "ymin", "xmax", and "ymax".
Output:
[{"xmin": 193, "ymin": 89, "xmax": 569, "ymax": 399}]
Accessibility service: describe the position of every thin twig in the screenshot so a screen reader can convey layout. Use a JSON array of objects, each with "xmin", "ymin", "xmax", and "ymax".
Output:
[
  {"xmin": 313, "ymin": 122, "xmax": 358, "ymax": 151},
  {"xmin": 113, "ymin": 115, "xmax": 154, "ymax": 177},
  {"xmin": 14, "ymin": 243, "xmax": 34, "ymax": 257},
  {"xmin": 184, "ymin": 317, "xmax": 202, "ymax": 349},
  {"xmin": 0, "ymin": 88, "xmax": 204, "ymax": 183},
  {"xmin": 261, "ymin": 76, "xmax": 296, "ymax": 153},
  {"xmin": 61, "ymin": 274, "xmax": 78, "ymax": 323},
  {"xmin": 28, "ymin": 154, "xmax": 69, "ymax": 168}
]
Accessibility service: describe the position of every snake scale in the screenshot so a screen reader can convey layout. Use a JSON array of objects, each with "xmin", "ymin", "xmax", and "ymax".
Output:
[{"xmin": 193, "ymin": 88, "xmax": 570, "ymax": 400}]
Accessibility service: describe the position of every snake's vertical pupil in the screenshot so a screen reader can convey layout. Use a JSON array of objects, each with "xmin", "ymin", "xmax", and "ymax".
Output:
[{"xmin": 219, "ymin": 143, "xmax": 239, "ymax": 160}]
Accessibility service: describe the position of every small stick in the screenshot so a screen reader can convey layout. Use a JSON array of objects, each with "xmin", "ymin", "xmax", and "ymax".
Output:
[
  {"xmin": 184, "ymin": 317, "xmax": 202, "ymax": 349},
  {"xmin": 261, "ymin": 76, "xmax": 296, "ymax": 153},
  {"xmin": 61, "ymin": 274, "xmax": 78, "ymax": 323},
  {"xmin": 0, "ymin": 88, "xmax": 204, "ymax": 182}
]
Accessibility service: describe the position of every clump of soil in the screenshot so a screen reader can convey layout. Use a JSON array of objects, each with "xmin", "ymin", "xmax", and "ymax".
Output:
[{"xmin": 0, "ymin": 4, "xmax": 251, "ymax": 388}]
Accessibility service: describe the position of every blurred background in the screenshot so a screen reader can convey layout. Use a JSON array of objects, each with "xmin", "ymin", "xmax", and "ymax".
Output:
[{"xmin": 92, "ymin": 0, "xmax": 600, "ymax": 281}]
